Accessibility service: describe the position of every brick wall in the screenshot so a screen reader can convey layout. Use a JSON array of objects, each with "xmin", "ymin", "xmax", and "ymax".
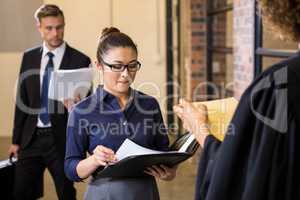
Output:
[{"xmin": 233, "ymin": 0, "xmax": 255, "ymax": 99}]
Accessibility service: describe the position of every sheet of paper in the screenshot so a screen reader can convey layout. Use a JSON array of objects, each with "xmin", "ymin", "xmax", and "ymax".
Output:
[
  {"xmin": 116, "ymin": 139, "xmax": 173, "ymax": 161},
  {"xmin": 48, "ymin": 68, "xmax": 93, "ymax": 100},
  {"xmin": 178, "ymin": 134, "xmax": 196, "ymax": 152}
]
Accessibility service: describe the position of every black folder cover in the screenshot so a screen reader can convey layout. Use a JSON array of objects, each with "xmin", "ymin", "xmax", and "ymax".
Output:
[
  {"xmin": 93, "ymin": 132, "xmax": 199, "ymax": 178},
  {"xmin": 93, "ymin": 151, "xmax": 193, "ymax": 178}
]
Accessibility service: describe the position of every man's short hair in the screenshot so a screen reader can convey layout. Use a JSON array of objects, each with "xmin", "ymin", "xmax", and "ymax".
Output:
[{"xmin": 34, "ymin": 4, "xmax": 64, "ymax": 23}]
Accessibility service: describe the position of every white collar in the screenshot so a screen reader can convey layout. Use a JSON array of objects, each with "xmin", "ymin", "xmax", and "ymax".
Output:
[{"xmin": 42, "ymin": 42, "xmax": 66, "ymax": 58}]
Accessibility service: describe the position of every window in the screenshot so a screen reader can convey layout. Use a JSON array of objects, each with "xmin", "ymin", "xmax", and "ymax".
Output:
[
  {"xmin": 207, "ymin": 0, "xmax": 234, "ymax": 99},
  {"xmin": 254, "ymin": 3, "xmax": 298, "ymax": 76}
]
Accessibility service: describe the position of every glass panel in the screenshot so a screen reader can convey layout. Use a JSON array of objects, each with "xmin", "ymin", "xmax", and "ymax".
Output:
[
  {"xmin": 212, "ymin": 0, "xmax": 233, "ymax": 9},
  {"xmin": 263, "ymin": 24, "xmax": 298, "ymax": 50},
  {"xmin": 226, "ymin": 10, "xmax": 233, "ymax": 48},
  {"xmin": 262, "ymin": 57, "xmax": 285, "ymax": 71},
  {"xmin": 211, "ymin": 53, "xmax": 234, "ymax": 98},
  {"xmin": 212, "ymin": 10, "xmax": 233, "ymax": 48}
]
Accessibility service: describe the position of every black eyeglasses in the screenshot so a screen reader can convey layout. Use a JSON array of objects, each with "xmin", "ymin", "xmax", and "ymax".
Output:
[{"xmin": 102, "ymin": 60, "xmax": 141, "ymax": 72}]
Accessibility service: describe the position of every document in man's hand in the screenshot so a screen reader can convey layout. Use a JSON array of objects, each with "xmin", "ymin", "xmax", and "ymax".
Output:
[
  {"xmin": 193, "ymin": 97, "xmax": 238, "ymax": 141},
  {"xmin": 93, "ymin": 135, "xmax": 198, "ymax": 179},
  {"xmin": 49, "ymin": 68, "xmax": 93, "ymax": 101}
]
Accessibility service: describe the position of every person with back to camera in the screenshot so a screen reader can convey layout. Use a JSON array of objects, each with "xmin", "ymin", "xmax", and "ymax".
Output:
[
  {"xmin": 174, "ymin": 1, "xmax": 300, "ymax": 199},
  {"xmin": 64, "ymin": 27, "xmax": 177, "ymax": 200}
]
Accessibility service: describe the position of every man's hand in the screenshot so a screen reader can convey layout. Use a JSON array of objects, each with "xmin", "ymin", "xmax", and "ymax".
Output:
[
  {"xmin": 63, "ymin": 94, "xmax": 81, "ymax": 111},
  {"xmin": 8, "ymin": 144, "xmax": 20, "ymax": 158},
  {"xmin": 173, "ymin": 99, "xmax": 210, "ymax": 147}
]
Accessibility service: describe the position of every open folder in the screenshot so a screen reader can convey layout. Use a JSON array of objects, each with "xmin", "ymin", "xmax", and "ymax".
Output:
[
  {"xmin": 93, "ymin": 97, "xmax": 238, "ymax": 178},
  {"xmin": 93, "ymin": 134, "xmax": 198, "ymax": 179}
]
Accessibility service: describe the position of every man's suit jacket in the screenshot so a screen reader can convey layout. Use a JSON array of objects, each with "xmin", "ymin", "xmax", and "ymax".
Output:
[{"xmin": 12, "ymin": 44, "xmax": 91, "ymax": 158}]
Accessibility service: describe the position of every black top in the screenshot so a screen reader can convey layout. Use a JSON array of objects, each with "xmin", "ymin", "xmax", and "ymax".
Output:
[{"xmin": 196, "ymin": 52, "xmax": 300, "ymax": 200}]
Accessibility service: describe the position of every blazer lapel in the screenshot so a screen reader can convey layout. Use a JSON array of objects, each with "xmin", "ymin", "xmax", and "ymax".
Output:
[
  {"xmin": 31, "ymin": 47, "xmax": 43, "ymax": 105},
  {"xmin": 59, "ymin": 43, "xmax": 71, "ymax": 69}
]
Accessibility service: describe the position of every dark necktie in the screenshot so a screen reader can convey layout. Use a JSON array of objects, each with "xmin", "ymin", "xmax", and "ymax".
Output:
[{"xmin": 39, "ymin": 52, "xmax": 54, "ymax": 124}]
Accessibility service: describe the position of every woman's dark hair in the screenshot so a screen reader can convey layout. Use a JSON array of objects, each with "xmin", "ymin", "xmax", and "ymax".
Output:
[
  {"xmin": 97, "ymin": 27, "xmax": 138, "ymax": 62},
  {"xmin": 259, "ymin": 0, "xmax": 300, "ymax": 41}
]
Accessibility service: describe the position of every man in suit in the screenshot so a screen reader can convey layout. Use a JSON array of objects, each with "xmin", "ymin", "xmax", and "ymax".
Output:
[{"xmin": 8, "ymin": 4, "xmax": 91, "ymax": 199}]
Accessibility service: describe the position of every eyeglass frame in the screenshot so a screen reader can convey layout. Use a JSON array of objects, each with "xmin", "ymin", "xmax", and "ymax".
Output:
[{"xmin": 101, "ymin": 60, "xmax": 141, "ymax": 72}]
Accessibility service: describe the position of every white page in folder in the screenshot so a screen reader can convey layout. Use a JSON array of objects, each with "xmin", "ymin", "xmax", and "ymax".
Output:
[
  {"xmin": 178, "ymin": 134, "xmax": 195, "ymax": 152},
  {"xmin": 49, "ymin": 68, "xmax": 93, "ymax": 101},
  {"xmin": 116, "ymin": 139, "xmax": 173, "ymax": 161}
]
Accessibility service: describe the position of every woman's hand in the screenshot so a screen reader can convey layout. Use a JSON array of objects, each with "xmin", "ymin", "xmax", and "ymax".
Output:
[
  {"xmin": 92, "ymin": 145, "xmax": 117, "ymax": 167},
  {"xmin": 144, "ymin": 165, "xmax": 177, "ymax": 181},
  {"xmin": 76, "ymin": 145, "xmax": 117, "ymax": 179},
  {"xmin": 173, "ymin": 99, "xmax": 210, "ymax": 147}
]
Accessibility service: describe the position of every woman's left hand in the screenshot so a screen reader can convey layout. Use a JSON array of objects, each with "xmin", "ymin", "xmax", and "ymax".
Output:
[{"xmin": 144, "ymin": 165, "xmax": 177, "ymax": 181}]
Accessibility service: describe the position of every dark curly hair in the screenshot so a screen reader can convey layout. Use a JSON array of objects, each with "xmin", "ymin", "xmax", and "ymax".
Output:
[{"xmin": 258, "ymin": 0, "xmax": 300, "ymax": 41}]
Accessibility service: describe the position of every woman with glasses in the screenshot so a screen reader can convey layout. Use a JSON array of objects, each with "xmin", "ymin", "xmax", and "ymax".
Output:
[{"xmin": 64, "ymin": 27, "xmax": 177, "ymax": 200}]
